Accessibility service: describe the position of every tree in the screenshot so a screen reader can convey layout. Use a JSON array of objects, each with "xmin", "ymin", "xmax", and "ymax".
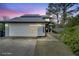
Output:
[
  {"xmin": 65, "ymin": 15, "xmax": 79, "ymax": 27},
  {"xmin": 2, "ymin": 16, "xmax": 9, "ymax": 20},
  {"xmin": 46, "ymin": 3, "xmax": 79, "ymax": 27},
  {"xmin": 46, "ymin": 3, "xmax": 61, "ymax": 25},
  {"xmin": 60, "ymin": 3, "xmax": 79, "ymax": 26}
]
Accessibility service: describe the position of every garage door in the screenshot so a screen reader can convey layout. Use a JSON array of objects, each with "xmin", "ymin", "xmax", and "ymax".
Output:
[{"xmin": 8, "ymin": 23, "xmax": 37, "ymax": 37}]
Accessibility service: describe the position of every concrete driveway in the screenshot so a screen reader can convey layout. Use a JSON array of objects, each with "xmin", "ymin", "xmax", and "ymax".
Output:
[
  {"xmin": 35, "ymin": 33, "xmax": 74, "ymax": 56},
  {"xmin": 0, "ymin": 33, "xmax": 74, "ymax": 56},
  {"xmin": 0, "ymin": 38, "xmax": 37, "ymax": 56}
]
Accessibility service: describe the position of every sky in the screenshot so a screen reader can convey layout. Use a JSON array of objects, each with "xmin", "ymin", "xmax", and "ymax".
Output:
[
  {"xmin": 0, "ymin": 3, "xmax": 48, "ymax": 19},
  {"xmin": 0, "ymin": 3, "xmax": 79, "ymax": 19}
]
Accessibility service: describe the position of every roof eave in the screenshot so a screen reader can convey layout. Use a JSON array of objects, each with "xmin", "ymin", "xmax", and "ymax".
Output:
[{"xmin": 0, "ymin": 21, "xmax": 50, "ymax": 23}]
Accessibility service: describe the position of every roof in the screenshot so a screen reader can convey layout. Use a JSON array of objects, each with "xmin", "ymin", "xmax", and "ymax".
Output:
[{"xmin": 0, "ymin": 14, "xmax": 51, "ymax": 23}]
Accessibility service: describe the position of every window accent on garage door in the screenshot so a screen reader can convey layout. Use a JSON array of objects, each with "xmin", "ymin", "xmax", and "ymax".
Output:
[{"xmin": 38, "ymin": 26, "xmax": 45, "ymax": 36}]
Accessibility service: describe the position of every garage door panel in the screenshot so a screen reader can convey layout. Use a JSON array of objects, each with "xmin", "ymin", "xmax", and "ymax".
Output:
[{"xmin": 9, "ymin": 23, "xmax": 37, "ymax": 37}]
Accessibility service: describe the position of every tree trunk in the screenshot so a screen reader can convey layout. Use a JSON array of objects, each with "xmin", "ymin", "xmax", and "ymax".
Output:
[
  {"xmin": 56, "ymin": 14, "xmax": 59, "ymax": 28},
  {"xmin": 61, "ymin": 7, "xmax": 67, "ymax": 27}
]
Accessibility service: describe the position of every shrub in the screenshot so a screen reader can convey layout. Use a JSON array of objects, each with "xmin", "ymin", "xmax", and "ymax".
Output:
[
  {"xmin": 60, "ymin": 15, "xmax": 79, "ymax": 55},
  {"xmin": 65, "ymin": 15, "xmax": 79, "ymax": 27},
  {"xmin": 60, "ymin": 26, "xmax": 79, "ymax": 55}
]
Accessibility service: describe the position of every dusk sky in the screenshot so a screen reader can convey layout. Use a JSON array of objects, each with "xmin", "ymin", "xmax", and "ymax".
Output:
[
  {"xmin": 0, "ymin": 3, "xmax": 48, "ymax": 18},
  {"xmin": 0, "ymin": 3, "xmax": 79, "ymax": 19}
]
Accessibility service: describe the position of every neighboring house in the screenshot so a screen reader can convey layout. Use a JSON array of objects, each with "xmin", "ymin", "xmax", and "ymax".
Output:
[{"xmin": 0, "ymin": 14, "xmax": 50, "ymax": 37}]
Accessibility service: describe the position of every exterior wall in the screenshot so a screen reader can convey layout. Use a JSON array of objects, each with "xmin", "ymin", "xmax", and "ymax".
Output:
[
  {"xmin": 5, "ymin": 23, "xmax": 9, "ymax": 36},
  {"xmin": 37, "ymin": 26, "xmax": 45, "ymax": 36},
  {"xmin": 5, "ymin": 23, "xmax": 45, "ymax": 37}
]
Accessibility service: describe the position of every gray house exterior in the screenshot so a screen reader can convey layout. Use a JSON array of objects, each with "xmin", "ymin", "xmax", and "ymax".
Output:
[{"xmin": 0, "ymin": 14, "xmax": 50, "ymax": 37}]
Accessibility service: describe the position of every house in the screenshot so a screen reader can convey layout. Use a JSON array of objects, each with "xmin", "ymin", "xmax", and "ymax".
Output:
[{"xmin": 0, "ymin": 14, "xmax": 50, "ymax": 37}]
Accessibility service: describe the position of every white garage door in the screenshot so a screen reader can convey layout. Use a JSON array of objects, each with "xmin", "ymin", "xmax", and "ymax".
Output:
[
  {"xmin": 8, "ymin": 23, "xmax": 45, "ymax": 37},
  {"xmin": 9, "ymin": 23, "xmax": 37, "ymax": 37}
]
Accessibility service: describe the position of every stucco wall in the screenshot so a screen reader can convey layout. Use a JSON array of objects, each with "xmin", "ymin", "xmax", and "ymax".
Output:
[{"xmin": 5, "ymin": 23, "xmax": 45, "ymax": 37}]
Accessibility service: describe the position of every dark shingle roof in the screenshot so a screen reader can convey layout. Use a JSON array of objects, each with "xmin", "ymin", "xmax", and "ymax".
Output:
[{"xmin": 0, "ymin": 14, "xmax": 50, "ymax": 23}]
